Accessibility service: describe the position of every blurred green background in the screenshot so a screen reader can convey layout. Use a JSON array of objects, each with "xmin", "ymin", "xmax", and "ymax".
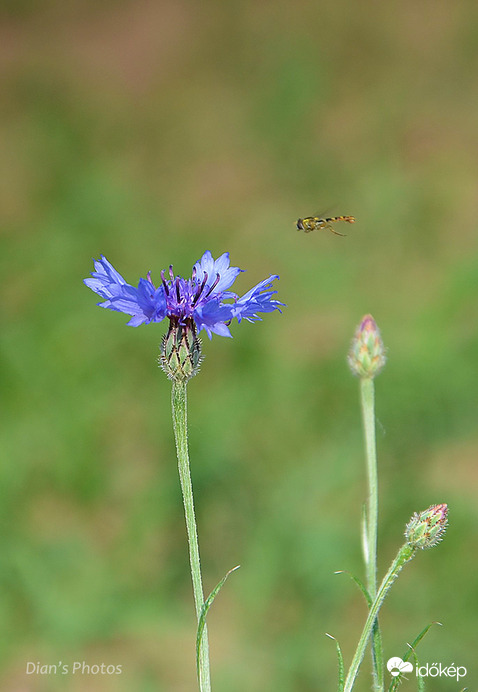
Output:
[{"xmin": 1, "ymin": 1, "xmax": 478, "ymax": 690}]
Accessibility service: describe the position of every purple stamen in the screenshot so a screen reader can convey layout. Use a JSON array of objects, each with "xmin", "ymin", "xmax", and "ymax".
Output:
[
  {"xmin": 206, "ymin": 273, "xmax": 221, "ymax": 297},
  {"xmin": 192, "ymin": 272, "xmax": 208, "ymax": 306},
  {"xmin": 160, "ymin": 269, "xmax": 169, "ymax": 295}
]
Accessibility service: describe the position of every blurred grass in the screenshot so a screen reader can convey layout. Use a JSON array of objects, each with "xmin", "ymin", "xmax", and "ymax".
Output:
[{"xmin": 1, "ymin": 1, "xmax": 478, "ymax": 690}]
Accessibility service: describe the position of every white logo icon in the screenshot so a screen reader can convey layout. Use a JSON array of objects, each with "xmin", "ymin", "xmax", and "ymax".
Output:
[{"xmin": 387, "ymin": 657, "xmax": 414, "ymax": 677}]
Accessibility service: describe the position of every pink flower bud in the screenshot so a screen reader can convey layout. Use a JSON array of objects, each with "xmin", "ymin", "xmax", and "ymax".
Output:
[
  {"xmin": 405, "ymin": 503, "xmax": 448, "ymax": 549},
  {"xmin": 347, "ymin": 314, "xmax": 386, "ymax": 379}
]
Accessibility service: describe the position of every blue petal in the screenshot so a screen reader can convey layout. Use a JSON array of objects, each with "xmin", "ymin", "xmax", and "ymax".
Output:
[
  {"xmin": 84, "ymin": 255, "xmax": 130, "ymax": 298},
  {"xmin": 193, "ymin": 251, "xmax": 243, "ymax": 295},
  {"xmin": 193, "ymin": 300, "xmax": 235, "ymax": 339},
  {"xmin": 232, "ymin": 275, "xmax": 284, "ymax": 323},
  {"xmin": 136, "ymin": 278, "xmax": 168, "ymax": 323},
  {"xmin": 84, "ymin": 256, "xmax": 167, "ymax": 326}
]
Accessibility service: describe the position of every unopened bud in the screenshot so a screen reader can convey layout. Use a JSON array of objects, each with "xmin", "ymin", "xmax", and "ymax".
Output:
[
  {"xmin": 159, "ymin": 318, "xmax": 202, "ymax": 382},
  {"xmin": 405, "ymin": 503, "xmax": 448, "ymax": 549},
  {"xmin": 347, "ymin": 314, "xmax": 386, "ymax": 379}
]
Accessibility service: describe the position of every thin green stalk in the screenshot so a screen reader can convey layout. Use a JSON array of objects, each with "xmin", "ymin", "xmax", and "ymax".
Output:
[
  {"xmin": 171, "ymin": 378, "xmax": 211, "ymax": 692},
  {"xmin": 360, "ymin": 377, "xmax": 378, "ymax": 597},
  {"xmin": 343, "ymin": 544, "xmax": 416, "ymax": 692},
  {"xmin": 360, "ymin": 376, "xmax": 383, "ymax": 690}
]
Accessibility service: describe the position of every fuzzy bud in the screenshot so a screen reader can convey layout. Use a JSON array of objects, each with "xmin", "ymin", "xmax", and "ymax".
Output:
[
  {"xmin": 405, "ymin": 503, "xmax": 448, "ymax": 549},
  {"xmin": 159, "ymin": 318, "xmax": 202, "ymax": 382},
  {"xmin": 347, "ymin": 314, "xmax": 386, "ymax": 379}
]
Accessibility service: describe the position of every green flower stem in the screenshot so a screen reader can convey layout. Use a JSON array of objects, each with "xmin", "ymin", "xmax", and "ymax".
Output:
[
  {"xmin": 171, "ymin": 378, "xmax": 211, "ymax": 692},
  {"xmin": 343, "ymin": 543, "xmax": 416, "ymax": 692},
  {"xmin": 360, "ymin": 376, "xmax": 383, "ymax": 690},
  {"xmin": 360, "ymin": 377, "xmax": 378, "ymax": 597}
]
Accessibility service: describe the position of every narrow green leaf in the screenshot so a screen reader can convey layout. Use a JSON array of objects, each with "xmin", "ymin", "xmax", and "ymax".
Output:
[
  {"xmin": 335, "ymin": 570, "xmax": 372, "ymax": 608},
  {"xmin": 410, "ymin": 650, "xmax": 424, "ymax": 692},
  {"xmin": 388, "ymin": 622, "xmax": 442, "ymax": 692},
  {"xmin": 372, "ymin": 619, "xmax": 384, "ymax": 691},
  {"xmin": 404, "ymin": 622, "xmax": 442, "ymax": 660},
  {"xmin": 326, "ymin": 633, "xmax": 345, "ymax": 692},
  {"xmin": 196, "ymin": 565, "xmax": 240, "ymax": 678}
]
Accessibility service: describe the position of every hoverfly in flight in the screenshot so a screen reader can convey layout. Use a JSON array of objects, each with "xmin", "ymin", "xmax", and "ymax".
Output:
[{"xmin": 296, "ymin": 215, "xmax": 355, "ymax": 236}]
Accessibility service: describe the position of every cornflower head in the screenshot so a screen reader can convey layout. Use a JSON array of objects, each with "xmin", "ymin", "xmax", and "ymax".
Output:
[{"xmin": 84, "ymin": 251, "xmax": 284, "ymax": 380}]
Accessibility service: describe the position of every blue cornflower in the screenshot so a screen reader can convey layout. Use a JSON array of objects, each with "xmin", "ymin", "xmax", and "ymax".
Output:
[{"xmin": 84, "ymin": 251, "xmax": 283, "ymax": 339}]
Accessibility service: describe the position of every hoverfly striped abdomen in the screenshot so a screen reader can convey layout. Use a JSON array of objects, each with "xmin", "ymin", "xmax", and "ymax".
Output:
[{"xmin": 296, "ymin": 215, "xmax": 355, "ymax": 236}]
